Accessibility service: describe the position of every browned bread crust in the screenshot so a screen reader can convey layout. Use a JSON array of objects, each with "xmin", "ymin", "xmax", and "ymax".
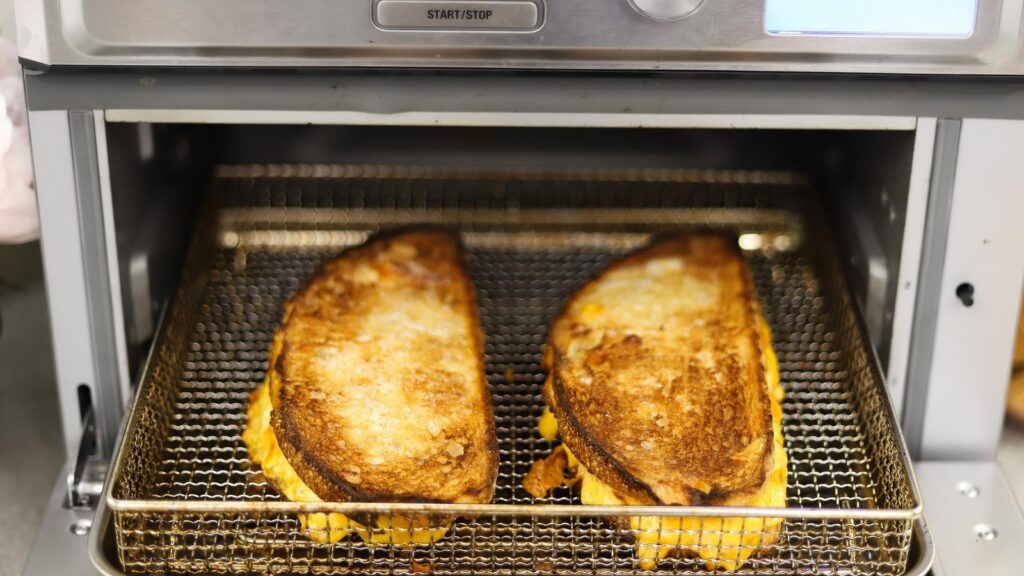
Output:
[
  {"xmin": 269, "ymin": 229, "xmax": 498, "ymax": 504},
  {"xmin": 545, "ymin": 231, "xmax": 775, "ymax": 506}
]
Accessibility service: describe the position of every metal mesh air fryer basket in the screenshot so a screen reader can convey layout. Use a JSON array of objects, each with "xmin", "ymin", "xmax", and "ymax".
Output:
[{"xmin": 105, "ymin": 165, "xmax": 922, "ymax": 575}]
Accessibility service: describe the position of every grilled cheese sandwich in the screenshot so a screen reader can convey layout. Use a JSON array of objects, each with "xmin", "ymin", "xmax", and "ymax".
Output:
[
  {"xmin": 524, "ymin": 232, "xmax": 788, "ymax": 570},
  {"xmin": 243, "ymin": 229, "xmax": 498, "ymax": 545},
  {"xmin": 245, "ymin": 382, "xmax": 450, "ymax": 544}
]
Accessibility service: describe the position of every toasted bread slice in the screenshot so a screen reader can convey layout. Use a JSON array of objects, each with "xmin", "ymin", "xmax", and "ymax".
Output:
[
  {"xmin": 265, "ymin": 229, "xmax": 498, "ymax": 506},
  {"xmin": 545, "ymin": 231, "xmax": 777, "ymax": 507}
]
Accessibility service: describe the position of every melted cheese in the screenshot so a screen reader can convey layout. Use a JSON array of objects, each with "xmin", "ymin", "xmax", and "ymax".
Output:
[
  {"xmin": 538, "ymin": 407, "xmax": 559, "ymax": 443},
  {"xmin": 243, "ymin": 382, "xmax": 449, "ymax": 545},
  {"xmin": 538, "ymin": 319, "xmax": 786, "ymax": 571}
]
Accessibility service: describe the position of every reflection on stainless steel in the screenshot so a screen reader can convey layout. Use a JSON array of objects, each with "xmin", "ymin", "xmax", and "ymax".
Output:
[{"xmin": 104, "ymin": 166, "xmax": 921, "ymax": 575}]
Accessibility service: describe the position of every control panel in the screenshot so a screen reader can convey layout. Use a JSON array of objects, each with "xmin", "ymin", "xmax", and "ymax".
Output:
[{"xmin": 18, "ymin": 0, "xmax": 1017, "ymax": 74}]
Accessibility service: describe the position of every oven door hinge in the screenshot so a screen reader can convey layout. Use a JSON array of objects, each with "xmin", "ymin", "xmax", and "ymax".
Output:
[{"xmin": 66, "ymin": 407, "xmax": 109, "ymax": 510}]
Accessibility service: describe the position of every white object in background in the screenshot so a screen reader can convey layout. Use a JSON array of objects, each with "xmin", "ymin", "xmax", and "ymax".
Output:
[{"xmin": 0, "ymin": 38, "xmax": 37, "ymax": 243}]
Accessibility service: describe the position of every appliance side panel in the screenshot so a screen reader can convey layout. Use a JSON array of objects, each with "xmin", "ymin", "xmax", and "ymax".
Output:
[
  {"xmin": 905, "ymin": 118, "xmax": 958, "ymax": 455},
  {"xmin": 886, "ymin": 118, "xmax": 937, "ymax": 418},
  {"xmin": 28, "ymin": 109, "xmax": 92, "ymax": 459},
  {"xmin": 93, "ymin": 111, "xmax": 131, "ymax": 407},
  {"xmin": 68, "ymin": 110, "xmax": 123, "ymax": 457},
  {"xmin": 13, "ymin": 0, "xmax": 51, "ymax": 64},
  {"xmin": 28, "ymin": 109, "xmax": 122, "ymax": 461},
  {"xmin": 919, "ymin": 119, "xmax": 1024, "ymax": 460},
  {"xmin": 902, "ymin": 119, "xmax": 961, "ymax": 457}
]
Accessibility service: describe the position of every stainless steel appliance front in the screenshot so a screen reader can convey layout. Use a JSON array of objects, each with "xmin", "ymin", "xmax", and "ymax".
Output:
[{"xmin": 14, "ymin": 0, "xmax": 1024, "ymax": 73}]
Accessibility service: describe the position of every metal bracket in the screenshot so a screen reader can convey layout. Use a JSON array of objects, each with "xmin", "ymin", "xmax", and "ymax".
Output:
[
  {"xmin": 66, "ymin": 407, "xmax": 109, "ymax": 510},
  {"xmin": 916, "ymin": 461, "xmax": 1024, "ymax": 576}
]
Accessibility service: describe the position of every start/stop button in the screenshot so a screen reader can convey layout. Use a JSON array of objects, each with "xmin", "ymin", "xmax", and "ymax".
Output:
[{"xmin": 375, "ymin": 1, "xmax": 542, "ymax": 31}]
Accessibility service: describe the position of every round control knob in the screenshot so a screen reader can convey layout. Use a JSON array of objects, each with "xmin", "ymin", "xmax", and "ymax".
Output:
[{"xmin": 628, "ymin": 0, "xmax": 705, "ymax": 21}]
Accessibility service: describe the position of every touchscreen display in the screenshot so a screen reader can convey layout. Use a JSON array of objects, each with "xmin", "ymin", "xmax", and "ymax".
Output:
[{"xmin": 765, "ymin": 0, "xmax": 977, "ymax": 37}]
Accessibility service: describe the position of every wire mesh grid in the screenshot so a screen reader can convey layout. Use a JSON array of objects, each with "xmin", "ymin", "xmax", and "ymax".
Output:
[{"xmin": 108, "ymin": 166, "xmax": 919, "ymax": 575}]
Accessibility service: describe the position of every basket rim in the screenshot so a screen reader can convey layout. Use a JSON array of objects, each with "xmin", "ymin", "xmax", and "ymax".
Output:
[
  {"xmin": 106, "ymin": 496, "xmax": 922, "ymax": 520},
  {"xmin": 103, "ymin": 168, "xmax": 923, "ymax": 534}
]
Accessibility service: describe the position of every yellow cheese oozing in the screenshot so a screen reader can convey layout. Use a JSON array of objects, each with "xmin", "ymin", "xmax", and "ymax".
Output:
[
  {"xmin": 243, "ymin": 382, "xmax": 449, "ymax": 545},
  {"xmin": 538, "ymin": 320, "xmax": 786, "ymax": 571},
  {"xmin": 538, "ymin": 407, "xmax": 559, "ymax": 443}
]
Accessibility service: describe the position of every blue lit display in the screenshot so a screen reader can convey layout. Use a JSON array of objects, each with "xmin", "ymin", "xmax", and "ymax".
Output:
[{"xmin": 765, "ymin": 0, "xmax": 978, "ymax": 37}]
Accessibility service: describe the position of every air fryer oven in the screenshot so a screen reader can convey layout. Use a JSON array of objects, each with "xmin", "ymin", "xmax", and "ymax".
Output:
[{"xmin": 13, "ymin": 2, "xmax": 1024, "ymax": 576}]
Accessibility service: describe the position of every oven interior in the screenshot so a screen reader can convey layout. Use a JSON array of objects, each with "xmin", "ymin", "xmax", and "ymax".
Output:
[
  {"xmin": 92, "ymin": 123, "xmax": 924, "ymax": 575},
  {"xmin": 104, "ymin": 123, "xmax": 917, "ymax": 397}
]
